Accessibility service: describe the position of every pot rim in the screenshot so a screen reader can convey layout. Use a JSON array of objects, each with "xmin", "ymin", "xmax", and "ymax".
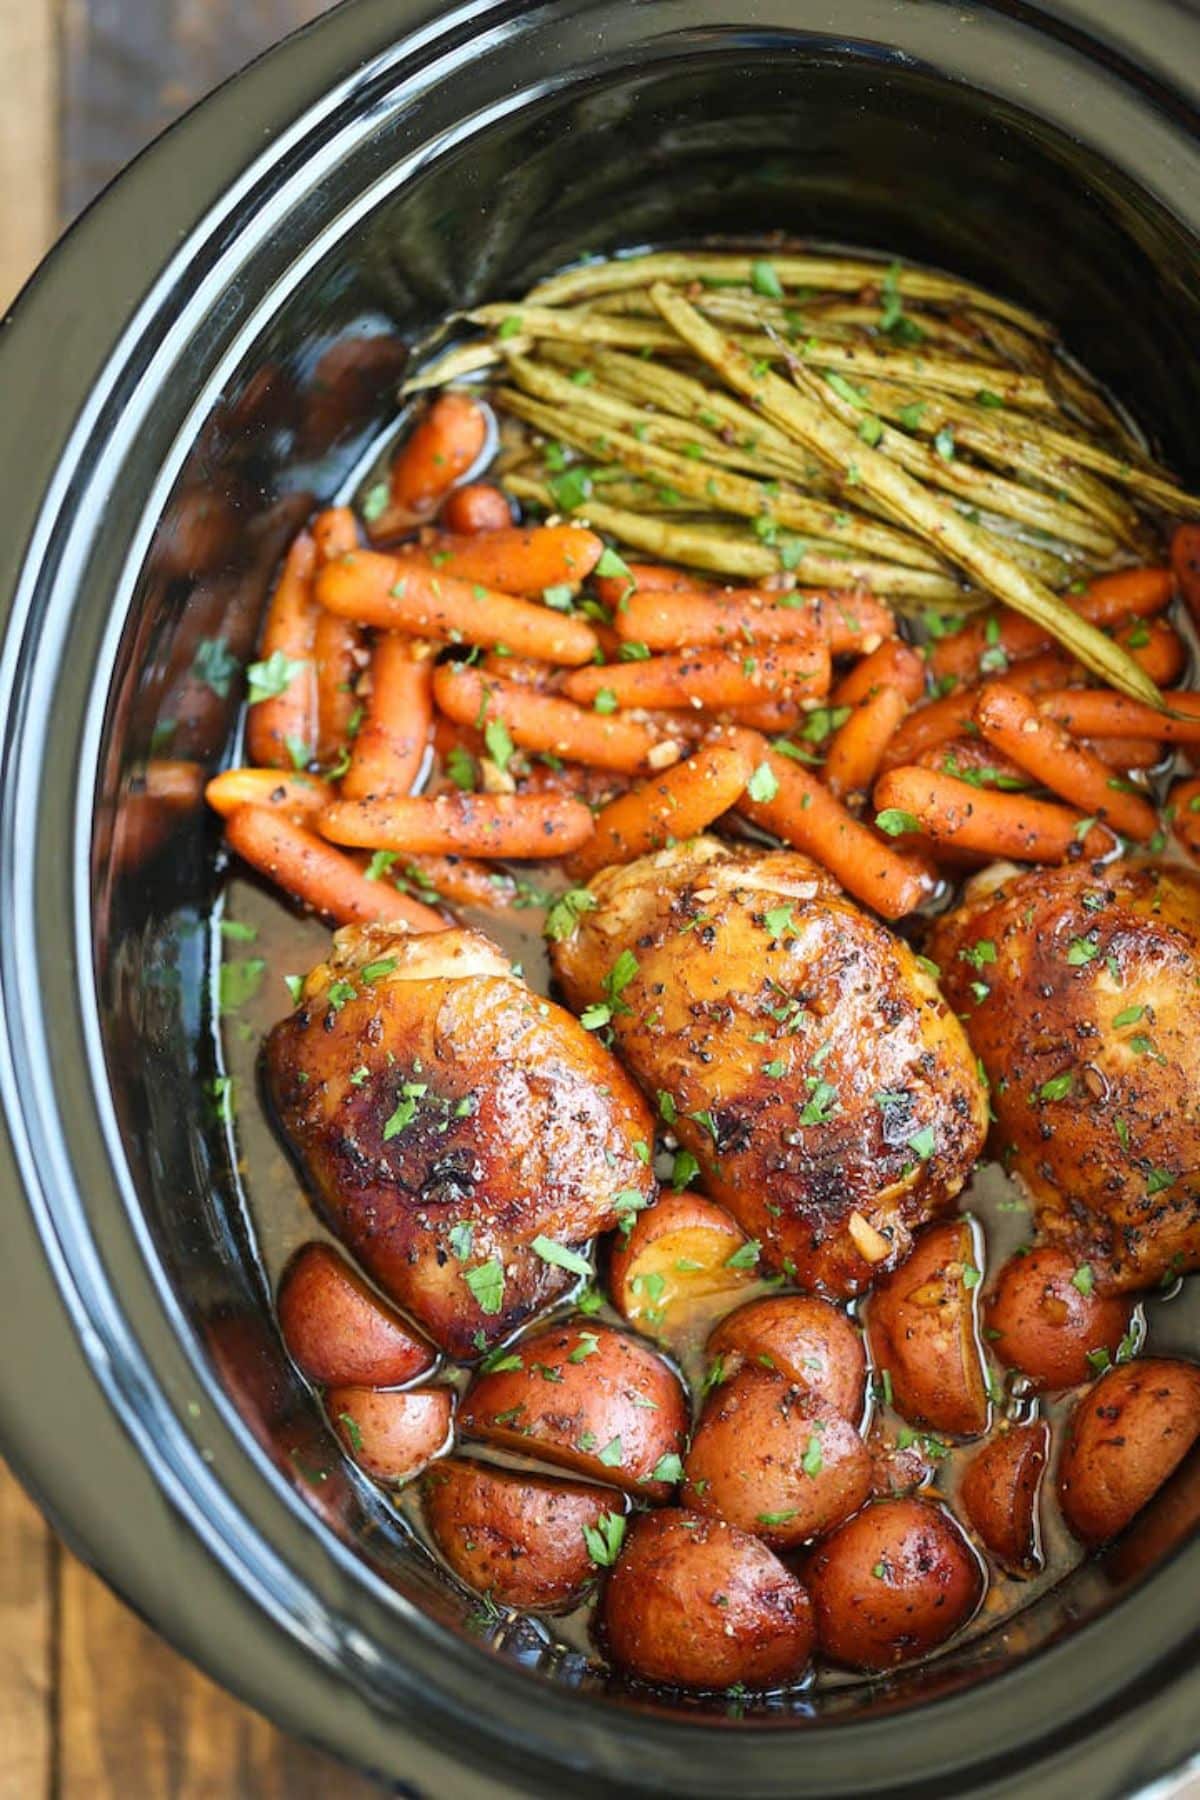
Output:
[{"xmin": 2, "ymin": 3, "xmax": 1200, "ymax": 1793}]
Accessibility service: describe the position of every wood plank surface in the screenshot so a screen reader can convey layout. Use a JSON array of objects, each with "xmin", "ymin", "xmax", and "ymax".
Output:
[
  {"xmin": 56, "ymin": 1528, "xmax": 379, "ymax": 1798},
  {"xmin": 0, "ymin": 1466, "xmax": 55, "ymax": 1800},
  {"xmin": 0, "ymin": 0, "xmax": 60, "ymax": 308}
]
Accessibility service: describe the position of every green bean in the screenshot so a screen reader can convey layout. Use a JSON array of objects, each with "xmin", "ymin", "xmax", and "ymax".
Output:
[
  {"xmin": 402, "ymin": 338, "xmax": 513, "ymax": 392},
  {"xmin": 495, "ymin": 378, "xmax": 948, "ymax": 573},
  {"xmin": 524, "ymin": 252, "xmax": 1054, "ymax": 337},
  {"xmin": 649, "ymin": 282, "xmax": 1159, "ymax": 705},
  {"xmin": 807, "ymin": 370, "xmax": 1118, "ymax": 557}
]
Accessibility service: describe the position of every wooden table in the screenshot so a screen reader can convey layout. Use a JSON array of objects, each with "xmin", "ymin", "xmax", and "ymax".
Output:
[{"xmin": 0, "ymin": 9, "xmax": 383, "ymax": 1792}]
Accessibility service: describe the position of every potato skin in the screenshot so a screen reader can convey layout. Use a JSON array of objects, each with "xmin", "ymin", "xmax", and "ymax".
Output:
[
  {"xmin": 985, "ymin": 1247, "xmax": 1133, "ymax": 1389},
  {"xmin": 1058, "ymin": 1359, "xmax": 1200, "ymax": 1545},
  {"xmin": 807, "ymin": 1498, "xmax": 984, "ymax": 1670},
  {"xmin": 930, "ymin": 860, "xmax": 1200, "ymax": 1292},
  {"xmin": 960, "ymin": 1421, "xmax": 1049, "ymax": 1571},
  {"xmin": 423, "ymin": 1458, "xmax": 615, "ymax": 1610},
  {"xmin": 459, "ymin": 1321, "xmax": 688, "ymax": 1498},
  {"xmin": 601, "ymin": 1509, "xmax": 816, "ymax": 1690},
  {"xmin": 327, "ymin": 1384, "xmax": 453, "ymax": 1483},
  {"xmin": 683, "ymin": 1366, "xmax": 871, "ymax": 1548},
  {"xmin": 277, "ymin": 1242, "xmax": 435, "ymax": 1388},
  {"xmin": 265, "ymin": 927, "xmax": 655, "ymax": 1355},
  {"xmin": 708, "ymin": 1295, "xmax": 866, "ymax": 1422},
  {"xmin": 608, "ymin": 1191, "xmax": 753, "ymax": 1340},
  {"xmin": 866, "ymin": 1220, "xmax": 989, "ymax": 1437},
  {"xmin": 551, "ymin": 839, "xmax": 988, "ymax": 1296}
]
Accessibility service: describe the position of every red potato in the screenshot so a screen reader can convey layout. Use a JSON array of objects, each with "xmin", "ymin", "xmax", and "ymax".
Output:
[
  {"xmin": 866, "ymin": 1221, "xmax": 989, "ymax": 1437},
  {"xmin": 682, "ymin": 1366, "xmax": 872, "ymax": 1549},
  {"xmin": 960, "ymin": 1421, "xmax": 1048, "ymax": 1572},
  {"xmin": 422, "ymin": 1457, "xmax": 616, "ymax": 1610},
  {"xmin": 608, "ymin": 1192, "xmax": 756, "ymax": 1341},
  {"xmin": 868, "ymin": 1425, "xmax": 941, "ymax": 1498},
  {"xmin": 439, "ymin": 482, "xmax": 513, "ymax": 534},
  {"xmin": 707, "ymin": 1296, "xmax": 866, "ymax": 1423},
  {"xmin": 327, "ymin": 1384, "xmax": 453, "ymax": 1483},
  {"xmin": 277, "ymin": 1242, "xmax": 435, "ymax": 1388},
  {"xmin": 806, "ymin": 1497, "xmax": 984, "ymax": 1670},
  {"xmin": 985, "ymin": 1247, "xmax": 1134, "ymax": 1389},
  {"xmin": 1058, "ymin": 1359, "xmax": 1200, "ymax": 1546},
  {"xmin": 459, "ymin": 1321, "xmax": 688, "ymax": 1499},
  {"xmin": 600, "ymin": 1509, "xmax": 816, "ymax": 1691}
]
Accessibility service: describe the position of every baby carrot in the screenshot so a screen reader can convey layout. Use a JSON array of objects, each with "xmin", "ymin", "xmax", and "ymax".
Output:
[
  {"xmin": 561, "ymin": 642, "xmax": 831, "ymax": 712},
  {"xmin": 735, "ymin": 735, "xmax": 936, "ymax": 918},
  {"xmin": 317, "ymin": 551, "xmax": 599, "ymax": 665},
  {"xmin": 1084, "ymin": 736, "xmax": 1164, "ymax": 771},
  {"xmin": 367, "ymin": 391, "xmax": 489, "ymax": 540},
  {"xmin": 927, "ymin": 566, "xmax": 1174, "ymax": 685},
  {"xmin": 611, "ymin": 584, "xmax": 894, "ymax": 656},
  {"xmin": 914, "ymin": 737, "xmax": 1032, "ymax": 789},
  {"xmin": 1169, "ymin": 775, "xmax": 1200, "ymax": 860},
  {"xmin": 879, "ymin": 648, "xmax": 1080, "ymax": 772},
  {"xmin": 245, "ymin": 531, "xmax": 320, "ymax": 769},
  {"xmin": 311, "ymin": 506, "xmax": 359, "ymax": 563},
  {"xmin": 824, "ymin": 685, "xmax": 911, "ymax": 801},
  {"xmin": 399, "ymin": 523, "xmax": 603, "ymax": 593},
  {"xmin": 384, "ymin": 852, "xmax": 542, "ymax": 913},
  {"xmin": 727, "ymin": 698, "xmax": 808, "ymax": 732},
  {"xmin": 433, "ymin": 662, "xmax": 660, "ymax": 774},
  {"xmin": 439, "ymin": 482, "xmax": 513, "ymax": 534},
  {"xmin": 832, "ymin": 639, "xmax": 925, "ymax": 708},
  {"xmin": 1116, "ymin": 615, "xmax": 1187, "ymax": 686},
  {"xmin": 341, "ymin": 637, "xmax": 435, "ymax": 800},
  {"xmin": 571, "ymin": 741, "xmax": 756, "ymax": 879},
  {"xmin": 225, "ymin": 806, "xmax": 447, "ymax": 931},
  {"xmin": 974, "ymin": 683, "xmax": 1159, "ymax": 840},
  {"xmin": 1038, "ymin": 689, "xmax": 1200, "ymax": 742},
  {"xmin": 319, "ymin": 793, "xmax": 595, "ymax": 859},
  {"xmin": 871, "ymin": 767, "xmax": 1114, "ymax": 862},
  {"xmin": 479, "ymin": 652, "xmax": 561, "ymax": 688},
  {"xmin": 593, "ymin": 560, "xmax": 710, "ymax": 609},
  {"xmin": 1172, "ymin": 524, "xmax": 1200, "ymax": 630},
  {"xmin": 206, "ymin": 768, "xmax": 333, "ymax": 822},
  {"xmin": 314, "ymin": 612, "xmax": 365, "ymax": 766}
]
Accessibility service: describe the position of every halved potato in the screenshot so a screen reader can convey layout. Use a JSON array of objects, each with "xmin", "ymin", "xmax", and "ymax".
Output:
[
  {"xmin": 423, "ymin": 1457, "xmax": 617, "ymax": 1610},
  {"xmin": 806, "ymin": 1497, "xmax": 984, "ymax": 1670},
  {"xmin": 708, "ymin": 1295, "xmax": 866, "ymax": 1421},
  {"xmin": 601, "ymin": 1509, "xmax": 816, "ymax": 1690},
  {"xmin": 459, "ymin": 1321, "xmax": 688, "ymax": 1499},
  {"xmin": 865, "ymin": 1220, "xmax": 989, "ymax": 1437},
  {"xmin": 682, "ymin": 1366, "xmax": 871, "ymax": 1549},
  {"xmin": 960, "ymin": 1421, "xmax": 1049, "ymax": 1571},
  {"xmin": 985, "ymin": 1246, "xmax": 1134, "ymax": 1389},
  {"xmin": 327, "ymin": 1384, "xmax": 453, "ymax": 1483},
  {"xmin": 1058, "ymin": 1359, "xmax": 1200, "ymax": 1545},
  {"xmin": 278, "ymin": 1242, "xmax": 436, "ymax": 1388},
  {"xmin": 608, "ymin": 1191, "xmax": 755, "ymax": 1343}
]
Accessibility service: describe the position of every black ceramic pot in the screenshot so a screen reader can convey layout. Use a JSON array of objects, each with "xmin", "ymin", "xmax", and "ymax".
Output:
[{"xmin": 2, "ymin": 2, "xmax": 1200, "ymax": 1793}]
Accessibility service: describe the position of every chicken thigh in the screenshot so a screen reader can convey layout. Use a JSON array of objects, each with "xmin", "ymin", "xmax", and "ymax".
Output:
[
  {"xmin": 551, "ymin": 838, "xmax": 987, "ymax": 1295},
  {"xmin": 264, "ymin": 925, "xmax": 656, "ymax": 1355},
  {"xmin": 931, "ymin": 859, "xmax": 1200, "ymax": 1292}
]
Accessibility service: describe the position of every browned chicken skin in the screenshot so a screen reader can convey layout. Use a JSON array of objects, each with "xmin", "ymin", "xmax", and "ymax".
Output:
[
  {"xmin": 264, "ymin": 925, "xmax": 656, "ymax": 1355},
  {"xmin": 551, "ymin": 839, "xmax": 988, "ymax": 1295},
  {"xmin": 931, "ymin": 859, "xmax": 1200, "ymax": 1293}
]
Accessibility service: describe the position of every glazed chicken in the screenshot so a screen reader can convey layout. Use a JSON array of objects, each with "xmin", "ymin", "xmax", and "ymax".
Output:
[
  {"xmin": 551, "ymin": 838, "xmax": 988, "ymax": 1295},
  {"xmin": 931, "ymin": 859, "xmax": 1200, "ymax": 1292},
  {"xmin": 264, "ymin": 925, "xmax": 656, "ymax": 1355}
]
